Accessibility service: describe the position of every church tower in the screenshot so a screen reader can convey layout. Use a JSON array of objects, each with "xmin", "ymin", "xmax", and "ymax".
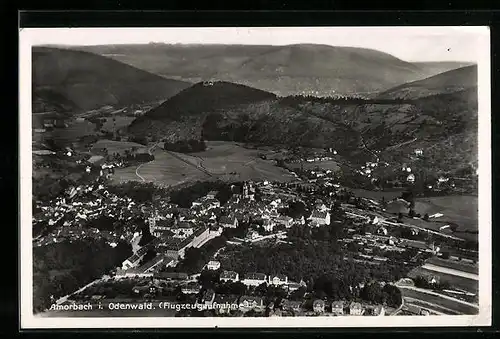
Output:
[
  {"xmin": 148, "ymin": 210, "xmax": 157, "ymax": 235},
  {"xmin": 243, "ymin": 182, "xmax": 249, "ymax": 198}
]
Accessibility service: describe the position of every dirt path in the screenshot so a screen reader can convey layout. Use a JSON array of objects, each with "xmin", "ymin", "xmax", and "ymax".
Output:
[{"xmin": 134, "ymin": 141, "xmax": 163, "ymax": 182}]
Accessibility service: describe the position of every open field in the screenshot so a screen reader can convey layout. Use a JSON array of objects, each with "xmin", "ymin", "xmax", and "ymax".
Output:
[
  {"xmin": 101, "ymin": 116, "xmax": 135, "ymax": 133},
  {"xmin": 414, "ymin": 196, "xmax": 478, "ymax": 232},
  {"xmin": 420, "ymin": 263, "xmax": 478, "ymax": 280},
  {"xmin": 112, "ymin": 149, "xmax": 209, "ymax": 186},
  {"xmin": 287, "ymin": 160, "xmax": 341, "ymax": 171},
  {"xmin": 350, "ymin": 188, "xmax": 405, "ymax": 201},
  {"xmin": 191, "ymin": 141, "xmax": 296, "ymax": 182},
  {"xmin": 408, "ymin": 267, "xmax": 478, "ymax": 293},
  {"xmin": 426, "ymin": 257, "xmax": 478, "ymax": 275},
  {"xmin": 36, "ymin": 121, "xmax": 97, "ymax": 143},
  {"xmin": 91, "ymin": 139, "xmax": 148, "ymax": 155},
  {"xmin": 404, "ymin": 298, "xmax": 459, "ymax": 315},
  {"xmin": 399, "ymin": 216, "xmax": 452, "ymax": 233},
  {"xmin": 399, "ymin": 287, "xmax": 478, "ymax": 314}
]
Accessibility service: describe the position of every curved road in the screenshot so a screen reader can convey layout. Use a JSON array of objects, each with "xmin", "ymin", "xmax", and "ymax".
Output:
[{"xmin": 134, "ymin": 141, "xmax": 162, "ymax": 182}]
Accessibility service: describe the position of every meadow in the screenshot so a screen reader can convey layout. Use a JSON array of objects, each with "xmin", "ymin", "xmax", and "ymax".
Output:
[
  {"xmin": 91, "ymin": 139, "xmax": 148, "ymax": 156},
  {"xmin": 190, "ymin": 141, "xmax": 296, "ymax": 182},
  {"xmin": 112, "ymin": 150, "xmax": 209, "ymax": 187},
  {"xmin": 414, "ymin": 196, "xmax": 478, "ymax": 232},
  {"xmin": 110, "ymin": 141, "xmax": 296, "ymax": 187},
  {"xmin": 286, "ymin": 160, "xmax": 341, "ymax": 172},
  {"xmin": 43, "ymin": 121, "xmax": 97, "ymax": 143},
  {"xmin": 426, "ymin": 257, "xmax": 478, "ymax": 275},
  {"xmin": 399, "ymin": 287, "xmax": 478, "ymax": 315},
  {"xmin": 407, "ymin": 267, "xmax": 478, "ymax": 293}
]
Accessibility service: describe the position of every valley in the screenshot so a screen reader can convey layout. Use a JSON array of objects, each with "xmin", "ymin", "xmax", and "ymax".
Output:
[{"xmin": 29, "ymin": 42, "xmax": 481, "ymax": 320}]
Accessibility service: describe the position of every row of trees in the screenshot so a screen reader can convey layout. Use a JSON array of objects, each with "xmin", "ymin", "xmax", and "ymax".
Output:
[
  {"xmin": 168, "ymin": 181, "xmax": 239, "ymax": 208},
  {"xmin": 164, "ymin": 139, "xmax": 207, "ymax": 153}
]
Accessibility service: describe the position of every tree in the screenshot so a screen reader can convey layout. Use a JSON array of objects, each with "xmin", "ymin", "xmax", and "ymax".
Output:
[
  {"xmin": 229, "ymin": 281, "xmax": 247, "ymax": 296},
  {"xmin": 255, "ymin": 282, "xmax": 268, "ymax": 296},
  {"xmin": 408, "ymin": 209, "xmax": 416, "ymax": 218},
  {"xmin": 381, "ymin": 196, "xmax": 388, "ymax": 209},
  {"xmin": 423, "ymin": 213, "xmax": 429, "ymax": 221},
  {"xmin": 360, "ymin": 283, "xmax": 385, "ymax": 304}
]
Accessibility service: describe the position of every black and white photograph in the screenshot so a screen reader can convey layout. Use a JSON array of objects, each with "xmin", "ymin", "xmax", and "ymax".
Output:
[{"xmin": 19, "ymin": 26, "xmax": 491, "ymax": 328}]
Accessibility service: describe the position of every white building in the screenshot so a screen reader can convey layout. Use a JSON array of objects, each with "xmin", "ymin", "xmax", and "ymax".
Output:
[
  {"xmin": 206, "ymin": 260, "xmax": 221, "ymax": 270},
  {"xmin": 268, "ymin": 274, "xmax": 288, "ymax": 286},
  {"xmin": 309, "ymin": 211, "xmax": 330, "ymax": 226},
  {"xmin": 407, "ymin": 173, "xmax": 415, "ymax": 183},
  {"xmin": 242, "ymin": 273, "xmax": 267, "ymax": 286}
]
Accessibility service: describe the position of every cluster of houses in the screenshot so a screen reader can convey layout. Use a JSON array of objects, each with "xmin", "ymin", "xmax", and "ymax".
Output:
[{"xmin": 33, "ymin": 182, "xmax": 143, "ymax": 246}]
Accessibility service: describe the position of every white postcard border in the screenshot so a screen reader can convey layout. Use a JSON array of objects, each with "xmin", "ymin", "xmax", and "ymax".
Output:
[{"xmin": 19, "ymin": 26, "xmax": 492, "ymax": 329}]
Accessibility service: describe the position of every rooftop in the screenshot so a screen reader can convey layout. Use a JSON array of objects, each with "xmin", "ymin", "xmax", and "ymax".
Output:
[{"xmin": 244, "ymin": 272, "xmax": 266, "ymax": 280}]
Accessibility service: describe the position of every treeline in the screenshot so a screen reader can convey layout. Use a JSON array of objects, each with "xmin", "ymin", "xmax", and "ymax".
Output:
[
  {"xmin": 107, "ymin": 150, "xmax": 154, "ymax": 164},
  {"xmin": 218, "ymin": 240, "xmax": 410, "ymax": 291},
  {"xmin": 33, "ymin": 239, "xmax": 132, "ymax": 313},
  {"xmin": 279, "ymin": 95, "xmax": 413, "ymax": 106},
  {"xmin": 169, "ymin": 181, "xmax": 240, "ymax": 208},
  {"xmin": 164, "ymin": 139, "xmax": 207, "ymax": 153}
]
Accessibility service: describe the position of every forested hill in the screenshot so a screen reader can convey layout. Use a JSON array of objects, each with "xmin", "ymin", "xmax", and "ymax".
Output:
[{"xmin": 32, "ymin": 47, "xmax": 191, "ymax": 113}]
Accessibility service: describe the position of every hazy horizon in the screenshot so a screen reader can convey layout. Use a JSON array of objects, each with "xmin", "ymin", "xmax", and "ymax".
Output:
[
  {"xmin": 36, "ymin": 42, "xmax": 479, "ymax": 64},
  {"xmin": 23, "ymin": 27, "xmax": 488, "ymax": 63}
]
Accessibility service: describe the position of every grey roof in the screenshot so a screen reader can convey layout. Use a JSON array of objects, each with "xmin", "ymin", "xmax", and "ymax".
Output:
[
  {"xmin": 220, "ymin": 270, "xmax": 238, "ymax": 280},
  {"xmin": 244, "ymin": 272, "xmax": 266, "ymax": 280},
  {"xmin": 311, "ymin": 211, "xmax": 328, "ymax": 219}
]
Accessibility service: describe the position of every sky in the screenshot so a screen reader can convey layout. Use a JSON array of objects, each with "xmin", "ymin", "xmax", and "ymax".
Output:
[{"xmin": 21, "ymin": 26, "xmax": 489, "ymax": 62}]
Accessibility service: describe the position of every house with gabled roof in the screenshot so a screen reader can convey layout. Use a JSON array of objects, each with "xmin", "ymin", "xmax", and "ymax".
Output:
[
  {"xmin": 349, "ymin": 302, "xmax": 363, "ymax": 315},
  {"xmin": 331, "ymin": 301, "xmax": 345, "ymax": 315},
  {"xmin": 220, "ymin": 270, "xmax": 239, "ymax": 282},
  {"xmin": 239, "ymin": 295, "xmax": 264, "ymax": 311},
  {"xmin": 309, "ymin": 210, "xmax": 330, "ymax": 226}
]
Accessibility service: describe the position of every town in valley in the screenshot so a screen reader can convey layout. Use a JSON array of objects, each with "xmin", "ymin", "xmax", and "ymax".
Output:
[{"xmin": 30, "ymin": 35, "xmax": 480, "ymax": 319}]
